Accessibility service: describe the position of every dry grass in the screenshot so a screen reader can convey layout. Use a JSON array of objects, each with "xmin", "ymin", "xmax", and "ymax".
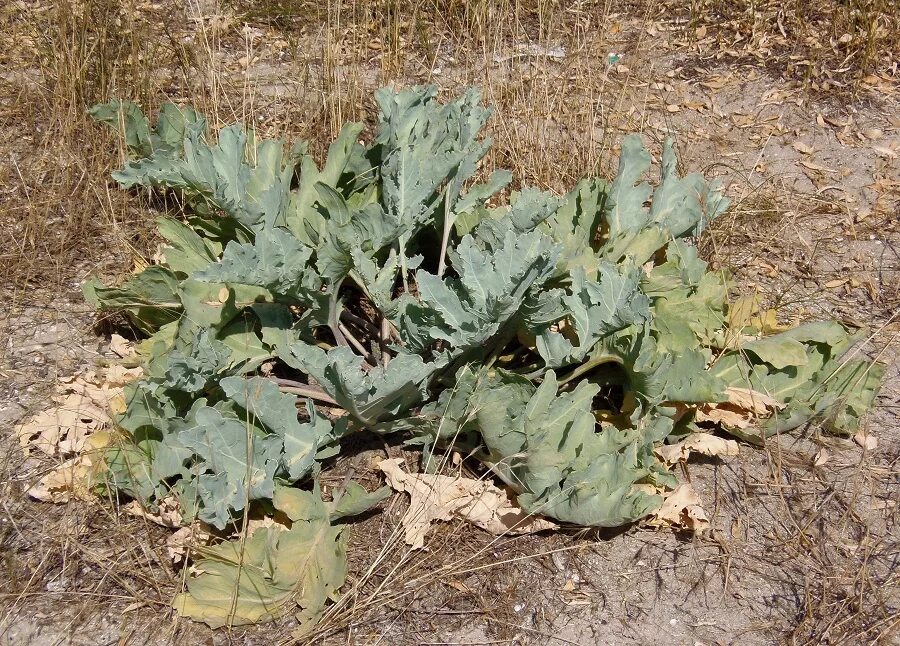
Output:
[{"xmin": 1, "ymin": 0, "xmax": 898, "ymax": 643}]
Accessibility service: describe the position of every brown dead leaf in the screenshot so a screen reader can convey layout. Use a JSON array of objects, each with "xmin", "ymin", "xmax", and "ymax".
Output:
[
  {"xmin": 824, "ymin": 278, "xmax": 848, "ymax": 289},
  {"xmin": 16, "ymin": 391, "xmax": 109, "ymax": 456},
  {"xmin": 648, "ymin": 484, "xmax": 710, "ymax": 533},
  {"xmin": 854, "ymin": 430, "xmax": 877, "ymax": 451},
  {"xmin": 799, "ymin": 160, "xmax": 837, "ymax": 173},
  {"xmin": 27, "ymin": 431, "xmax": 113, "ymax": 503},
  {"xmin": 104, "ymin": 364, "xmax": 144, "ymax": 388},
  {"xmin": 109, "ymin": 334, "xmax": 135, "ymax": 357},
  {"xmin": 16, "ymin": 370, "xmax": 133, "ymax": 456},
  {"xmin": 695, "ymin": 387, "xmax": 783, "ymax": 430},
  {"xmin": 792, "ymin": 140, "xmax": 815, "ymax": 155},
  {"xmin": 655, "ymin": 433, "xmax": 739, "ymax": 465},
  {"xmin": 125, "ymin": 497, "xmax": 184, "ymax": 528},
  {"xmin": 378, "ymin": 458, "xmax": 555, "ymax": 549},
  {"xmin": 699, "ymin": 75, "xmax": 729, "ymax": 90},
  {"xmin": 166, "ymin": 524, "xmax": 213, "ymax": 563},
  {"xmin": 872, "ymin": 145, "xmax": 897, "ymax": 160}
]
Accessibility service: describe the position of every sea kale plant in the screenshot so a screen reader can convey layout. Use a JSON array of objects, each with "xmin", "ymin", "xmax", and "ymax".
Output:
[{"xmin": 86, "ymin": 87, "xmax": 884, "ymax": 630}]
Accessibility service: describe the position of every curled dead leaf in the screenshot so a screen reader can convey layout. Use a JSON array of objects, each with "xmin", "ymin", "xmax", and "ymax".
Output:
[
  {"xmin": 125, "ymin": 497, "xmax": 184, "ymax": 528},
  {"xmin": 27, "ymin": 431, "xmax": 113, "ymax": 503},
  {"xmin": 109, "ymin": 334, "xmax": 135, "ymax": 358},
  {"xmin": 792, "ymin": 140, "xmax": 815, "ymax": 155},
  {"xmin": 799, "ymin": 160, "xmax": 837, "ymax": 173},
  {"xmin": 378, "ymin": 458, "xmax": 556, "ymax": 549},
  {"xmin": 648, "ymin": 484, "xmax": 710, "ymax": 533},
  {"xmin": 695, "ymin": 387, "xmax": 783, "ymax": 430},
  {"xmin": 655, "ymin": 433, "xmax": 739, "ymax": 465},
  {"xmin": 167, "ymin": 524, "xmax": 213, "ymax": 563},
  {"xmin": 15, "ymin": 368, "xmax": 139, "ymax": 458},
  {"xmin": 104, "ymin": 364, "xmax": 143, "ymax": 388}
]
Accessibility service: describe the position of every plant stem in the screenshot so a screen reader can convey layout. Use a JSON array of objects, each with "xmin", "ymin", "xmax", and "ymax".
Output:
[
  {"xmin": 340, "ymin": 310, "xmax": 379, "ymax": 335},
  {"xmin": 272, "ymin": 378, "xmax": 339, "ymax": 406},
  {"xmin": 557, "ymin": 354, "xmax": 624, "ymax": 385},
  {"xmin": 328, "ymin": 277, "xmax": 348, "ymax": 347},
  {"xmin": 399, "ymin": 235, "xmax": 409, "ymax": 293},
  {"xmin": 380, "ymin": 316, "xmax": 392, "ymax": 366},
  {"xmin": 437, "ymin": 190, "xmax": 453, "ymax": 276},
  {"xmin": 339, "ymin": 322, "xmax": 378, "ymax": 364}
]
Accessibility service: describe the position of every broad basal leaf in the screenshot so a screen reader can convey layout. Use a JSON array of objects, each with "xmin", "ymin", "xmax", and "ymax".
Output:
[
  {"xmin": 711, "ymin": 322, "xmax": 885, "ymax": 438},
  {"xmin": 174, "ymin": 484, "xmax": 383, "ymax": 631},
  {"xmin": 193, "ymin": 226, "xmax": 319, "ymax": 303},
  {"xmin": 177, "ymin": 404, "xmax": 282, "ymax": 528},
  {"xmin": 83, "ymin": 266, "xmax": 182, "ymax": 333}
]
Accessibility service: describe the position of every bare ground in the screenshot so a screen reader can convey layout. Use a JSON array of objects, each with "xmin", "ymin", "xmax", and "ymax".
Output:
[{"xmin": 1, "ymin": 1, "xmax": 898, "ymax": 644}]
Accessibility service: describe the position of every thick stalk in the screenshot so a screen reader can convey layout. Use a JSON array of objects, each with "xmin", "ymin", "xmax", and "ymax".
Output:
[
  {"xmin": 557, "ymin": 353, "xmax": 624, "ymax": 386},
  {"xmin": 339, "ymin": 322, "xmax": 378, "ymax": 365},
  {"xmin": 328, "ymin": 277, "xmax": 348, "ymax": 347},
  {"xmin": 437, "ymin": 190, "xmax": 454, "ymax": 277},
  {"xmin": 273, "ymin": 378, "xmax": 339, "ymax": 406},
  {"xmin": 398, "ymin": 234, "xmax": 409, "ymax": 293}
]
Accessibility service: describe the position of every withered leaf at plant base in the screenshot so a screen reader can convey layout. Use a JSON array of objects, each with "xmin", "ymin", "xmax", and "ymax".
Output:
[
  {"xmin": 694, "ymin": 386, "xmax": 783, "ymax": 430},
  {"xmin": 27, "ymin": 431, "xmax": 114, "ymax": 503},
  {"xmin": 378, "ymin": 458, "xmax": 556, "ymax": 549},
  {"xmin": 655, "ymin": 433, "xmax": 739, "ymax": 465},
  {"xmin": 647, "ymin": 484, "xmax": 710, "ymax": 533}
]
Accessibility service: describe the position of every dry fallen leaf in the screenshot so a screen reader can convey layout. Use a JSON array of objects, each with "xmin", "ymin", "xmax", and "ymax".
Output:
[
  {"xmin": 109, "ymin": 334, "xmax": 135, "ymax": 358},
  {"xmin": 378, "ymin": 458, "xmax": 556, "ymax": 549},
  {"xmin": 799, "ymin": 160, "xmax": 837, "ymax": 173},
  {"xmin": 792, "ymin": 140, "xmax": 815, "ymax": 155},
  {"xmin": 125, "ymin": 497, "xmax": 184, "ymax": 528},
  {"xmin": 655, "ymin": 433, "xmax": 739, "ymax": 465},
  {"xmin": 872, "ymin": 145, "xmax": 897, "ymax": 160},
  {"xmin": 854, "ymin": 430, "xmax": 877, "ymax": 451},
  {"xmin": 104, "ymin": 364, "xmax": 144, "ymax": 388},
  {"xmin": 15, "ymin": 368, "xmax": 138, "ymax": 456},
  {"xmin": 27, "ymin": 431, "xmax": 113, "ymax": 503},
  {"xmin": 648, "ymin": 484, "xmax": 710, "ymax": 533},
  {"xmin": 166, "ymin": 524, "xmax": 213, "ymax": 563},
  {"xmin": 17, "ymin": 390, "xmax": 109, "ymax": 456},
  {"xmin": 695, "ymin": 387, "xmax": 783, "ymax": 430}
]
